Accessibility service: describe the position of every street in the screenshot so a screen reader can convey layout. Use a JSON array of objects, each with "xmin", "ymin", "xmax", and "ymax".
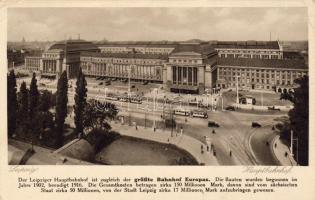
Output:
[{"xmin": 16, "ymin": 76, "xmax": 286, "ymax": 166}]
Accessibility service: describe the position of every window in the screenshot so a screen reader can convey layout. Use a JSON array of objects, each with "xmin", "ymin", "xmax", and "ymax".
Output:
[{"xmin": 172, "ymin": 66, "xmax": 177, "ymax": 84}]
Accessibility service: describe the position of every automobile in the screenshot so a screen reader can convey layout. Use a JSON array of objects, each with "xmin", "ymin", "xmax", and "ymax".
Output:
[
  {"xmin": 225, "ymin": 106, "xmax": 235, "ymax": 111},
  {"xmin": 101, "ymin": 77, "xmax": 106, "ymax": 80},
  {"xmin": 95, "ymin": 77, "xmax": 101, "ymax": 80},
  {"xmin": 142, "ymin": 81, "xmax": 149, "ymax": 85},
  {"xmin": 122, "ymin": 79, "xmax": 128, "ymax": 83},
  {"xmin": 111, "ymin": 78, "xmax": 117, "ymax": 81},
  {"xmin": 268, "ymin": 106, "xmax": 281, "ymax": 111},
  {"xmin": 131, "ymin": 85, "xmax": 136, "ymax": 89},
  {"xmin": 208, "ymin": 121, "xmax": 220, "ymax": 128},
  {"xmin": 105, "ymin": 80, "xmax": 111, "ymax": 86},
  {"xmin": 252, "ymin": 122, "xmax": 262, "ymax": 128},
  {"xmin": 98, "ymin": 82, "xmax": 103, "ymax": 85}
]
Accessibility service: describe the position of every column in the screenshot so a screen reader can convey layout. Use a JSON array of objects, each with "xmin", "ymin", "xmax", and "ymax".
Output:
[{"xmin": 191, "ymin": 67, "xmax": 194, "ymax": 86}]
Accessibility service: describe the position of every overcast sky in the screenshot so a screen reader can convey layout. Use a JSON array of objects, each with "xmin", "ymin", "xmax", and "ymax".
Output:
[{"xmin": 8, "ymin": 7, "xmax": 307, "ymax": 42}]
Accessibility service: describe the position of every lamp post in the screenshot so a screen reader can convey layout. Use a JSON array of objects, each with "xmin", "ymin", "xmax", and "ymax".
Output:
[
  {"xmin": 236, "ymin": 76, "xmax": 239, "ymax": 108},
  {"xmin": 128, "ymin": 66, "xmax": 131, "ymax": 126},
  {"xmin": 153, "ymin": 88, "xmax": 158, "ymax": 131},
  {"xmin": 290, "ymin": 130, "xmax": 299, "ymax": 164}
]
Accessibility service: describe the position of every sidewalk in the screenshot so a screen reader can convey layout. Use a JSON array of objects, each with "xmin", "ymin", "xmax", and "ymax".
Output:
[
  {"xmin": 271, "ymin": 135, "xmax": 297, "ymax": 166},
  {"xmin": 110, "ymin": 122, "xmax": 219, "ymax": 165}
]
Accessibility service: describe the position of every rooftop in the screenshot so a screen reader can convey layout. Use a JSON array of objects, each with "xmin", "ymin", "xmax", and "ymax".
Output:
[
  {"xmin": 217, "ymin": 58, "xmax": 307, "ymax": 69},
  {"xmin": 81, "ymin": 52, "xmax": 169, "ymax": 60},
  {"xmin": 49, "ymin": 39, "xmax": 100, "ymax": 52},
  {"xmin": 171, "ymin": 43, "xmax": 216, "ymax": 56},
  {"xmin": 212, "ymin": 41, "xmax": 280, "ymax": 50}
]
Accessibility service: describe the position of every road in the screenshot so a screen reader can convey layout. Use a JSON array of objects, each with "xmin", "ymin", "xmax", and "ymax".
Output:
[{"xmin": 17, "ymin": 77, "xmax": 285, "ymax": 165}]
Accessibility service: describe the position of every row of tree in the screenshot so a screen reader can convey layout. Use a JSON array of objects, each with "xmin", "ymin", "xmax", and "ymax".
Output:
[
  {"xmin": 277, "ymin": 75, "xmax": 309, "ymax": 166},
  {"xmin": 8, "ymin": 68, "xmax": 118, "ymax": 148}
]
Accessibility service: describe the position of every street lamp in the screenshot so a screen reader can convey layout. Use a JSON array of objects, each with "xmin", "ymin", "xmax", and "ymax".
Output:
[
  {"xmin": 153, "ymin": 88, "xmax": 158, "ymax": 131},
  {"xmin": 290, "ymin": 130, "xmax": 299, "ymax": 164},
  {"xmin": 128, "ymin": 66, "xmax": 131, "ymax": 126},
  {"xmin": 236, "ymin": 76, "xmax": 239, "ymax": 108}
]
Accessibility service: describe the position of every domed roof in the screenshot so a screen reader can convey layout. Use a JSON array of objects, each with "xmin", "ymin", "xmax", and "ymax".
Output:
[{"xmin": 49, "ymin": 39, "xmax": 100, "ymax": 53}]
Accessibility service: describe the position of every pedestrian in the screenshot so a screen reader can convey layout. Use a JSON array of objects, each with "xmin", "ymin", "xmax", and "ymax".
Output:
[
  {"xmin": 266, "ymin": 141, "xmax": 269, "ymax": 146},
  {"xmin": 275, "ymin": 142, "xmax": 277, "ymax": 148},
  {"xmin": 211, "ymin": 144, "xmax": 214, "ymax": 151},
  {"xmin": 229, "ymin": 150, "xmax": 232, "ymax": 157},
  {"xmin": 207, "ymin": 145, "xmax": 209, "ymax": 152},
  {"xmin": 285, "ymin": 152, "xmax": 288, "ymax": 157},
  {"xmin": 212, "ymin": 129, "xmax": 216, "ymax": 134},
  {"xmin": 213, "ymin": 150, "xmax": 216, "ymax": 157},
  {"xmin": 136, "ymin": 125, "xmax": 138, "ymax": 130}
]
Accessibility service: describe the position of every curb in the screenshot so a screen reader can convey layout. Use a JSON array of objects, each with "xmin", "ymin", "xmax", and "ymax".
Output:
[
  {"xmin": 111, "ymin": 123, "xmax": 219, "ymax": 166},
  {"xmin": 270, "ymin": 135, "xmax": 297, "ymax": 166}
]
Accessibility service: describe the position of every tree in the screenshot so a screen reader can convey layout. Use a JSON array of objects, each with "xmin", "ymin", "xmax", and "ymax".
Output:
[
  {"xmin": 29, "ymin": 72, "xmax": 39, "ymax": 119},
  {"xmin": 288, "ymin": 75, "xmax": 308, "ymax": 166},
  {"xmin": 17, "ymin": 81, "xmax": 29, "ymax": 131},
  {"xmin": 38, "ymin": 90, "xmax": 56, "ymax": 112},
  {"xmin": 7, "ymin": 70, "xmax": 18, "ymax": 137},
  {"xmin": 55, "ymin": 71, "xmax": 68, "ymax": 147},
  {"xmin": 74, "ymin": 68, "xmax": 87, "ymax": 136},
  {"xmin": 82, "ymin": 99, "xmax": 118, "ymax": 134}
]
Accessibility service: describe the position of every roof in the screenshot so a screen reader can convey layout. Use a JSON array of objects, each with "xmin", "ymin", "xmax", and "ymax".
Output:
[
  {"xmin": 8, "ymin": 139, "xmax": 93, "ymax": 165},
  {"xmin": 217, "ymin": 58, "xmax": 307, "ymax": 70},
  {"xmin": 97, "ymin": 41, "xmax": 179, "ymax": 48},
  {"xmin": 49, "ymin": 40, "xmax": 100, "ymax": 52},
  {"xmin": 171, "ymin": 43, "xmax": 216, "ymax": 56},
  {"xmin": 212, "ymin": 41, "xmax": 280, "ymax": 50},
  {"xmin": 81, "ymin": 52, "xmax": 169, "ymax": 60},
  {"xmin": 55, "ymin": 139, "xmax": 95, "ymax": 162}
]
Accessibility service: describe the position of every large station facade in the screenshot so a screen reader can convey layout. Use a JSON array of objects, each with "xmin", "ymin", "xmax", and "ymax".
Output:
[{"xmin": 24, "ymin": 40, "xmax": 308, "ymax": 94}]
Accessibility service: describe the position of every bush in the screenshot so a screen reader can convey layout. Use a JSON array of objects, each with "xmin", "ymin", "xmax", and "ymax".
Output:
[{"xmin": 85, "ymin": 129, "xmax": 121, "ymax": 153}]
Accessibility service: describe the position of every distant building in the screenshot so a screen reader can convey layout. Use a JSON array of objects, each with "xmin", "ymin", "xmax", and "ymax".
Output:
[
  {"xmin": 25, "ymin": 39, "xmax": 100, "ymax": 79},
  {"xmin": 23, "ymin": 40, "xmax": 308, "ymax": 94},
  {"xmin": 165, "ymin": 43, "xmax": 217, "ymax": 94},
  {"xmin": 215, "ymin": 57, "xmax": 308, "ymax": 93},
  {"xmin": 213, "ymin": 41, "xmax": 283, "ymax": 59},
  {"xmin": 80, "ymin": 52, "xmax": 167, "ymax": 83}
]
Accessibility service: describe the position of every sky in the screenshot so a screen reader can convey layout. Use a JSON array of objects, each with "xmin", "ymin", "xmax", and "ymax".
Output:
[{"xmin": 7, "ymin": 7, "xmax": 308, "ymax": 42}]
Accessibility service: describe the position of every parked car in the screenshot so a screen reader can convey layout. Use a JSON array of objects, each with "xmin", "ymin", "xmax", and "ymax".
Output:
[
  {"xmin": 208, "ymin": 121, "xmax": 220, "ymax": 128},
  {"xmin": 122, "ymin": 79, "xmax": 128, "ymax": 83},
  {"xmin": 142, "ymin": 81, "xmax": 149, "ymax": 85},
  {"xmin": 131, "ymin": 85, "xmax": 136, "ymax": 89},
  {"xmin": 98, "ymin": 82, "xmax": 103, "ymax": 85},
  {"xmin": 268, "ymin": 106, "xmax": 281, "ymax": 111},
  {"xmin": 105, "ymin": 80, "xmax": 111, "ymax": 86},
  {"xmin": 252, "ymin": 122, "xmax": 261, "ymax": 128},
  {"xmin": 225, "ymin": 106, "xmax": 235, "ymax": 111}
]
